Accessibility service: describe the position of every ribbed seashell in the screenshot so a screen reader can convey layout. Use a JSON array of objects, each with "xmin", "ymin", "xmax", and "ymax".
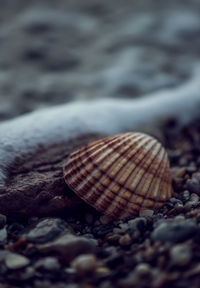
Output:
[{"xmin": 63, "ymin": 132, "xmax": 173, "ymax": 219}]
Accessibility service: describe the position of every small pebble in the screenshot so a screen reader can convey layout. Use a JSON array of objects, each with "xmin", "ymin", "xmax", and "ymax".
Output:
[
  {"xmin": 139, "ymin": 209, "xmax": 154, "ymax": 217},
  {"xmin": 151, "ymin": 220, "xmax": 197, "ymax": 243},
  {"xmin": 100, "ymin": 215, "xmax": 113, "ymax": 225},
  {"xmin": 0, "ymin": 214, "xmax": 7, "ymax": 229},
  {"xmin": 35, "ymin": 257, "xmax": 60, "ymax": 270},
  {"xmin": 134, "ymin": 263, "xmax": 151, "ymax": 277},
  {"xmin": 0, "ymin": 228, "xmax": 7, "ymax": 244},
  {"xmin": 170, "ymin": 244, "xmax": 192, "ymax": 266},
  {"xmin": 5, "ymin": 253, "xmax": 30, "ymax": 269},
  {"xmin": 186, "ymin": 178, "xmax": 200, "ymax": 196},
  {"xmin": 119, "ymin": 234, "xmax": 132, "ymax": 246},
  {"xmin": 71, "ymin": 254, "xmax": 97, "ymax": 274}
]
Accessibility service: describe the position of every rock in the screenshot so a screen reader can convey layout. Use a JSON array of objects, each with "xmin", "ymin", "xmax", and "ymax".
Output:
[
  {"xmin": 99, "ymin": 215, "xmax": 113, "ymax": 225},
  {"xmin": 92, "ymin": 224, "xmax": 115, "ymax": 237},
  {"xmin": 170, "ymin": 244, "xmax": 192, "ymax": 266},
  {"xmin": 0, "ymin": 228, "xmax": 7, "ymax": 244},
  {"xmin": 5, "ymin": 253, "xmax": 30, "ymax": 269},
  {"xmin": 71, "ymin": 254, "xmax": 97, "ymax": 274},
  {"xmin": 186, "ymin": 178, "xmax": 200, "ymax": 195},
  {"xmin": 0, "ymin": 214, "xmax": 6, "ymax": 229},
  {"xmin": 134, "ymin": 263, "xmax": 152, "ymax": 277},
  {"xmin": 21, "ymin": 217, "xmax": 72, "ymax": 243},
  {"xmin": 37, "ymin": 233, "xmax": 97, "ymax": 264},
  {"xmin": 119, "ymin": 234, "xmax": 132, "ymax": 246},
  {"xmin": 139, "ymin": 209, "xmax": 154, "ymax": 217},
  {"xmin": 0, "ymin": 134, "xmax": 102, "ymax": 218},
  {"xmin": 35, "ymin": 257, "xmax": 61, "ymax": 270},
  {"xmin": 151, "ymin": 220, "xmax": 197, "ymax": 243}
]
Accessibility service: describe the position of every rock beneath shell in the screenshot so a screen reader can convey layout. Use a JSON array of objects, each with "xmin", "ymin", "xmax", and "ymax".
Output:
[
  {"xmin": 151, "ymin": 220, "xmax": 197, "ymax": 243},
  {"xmin": 5, "ymin": 253, "xmax": 30, "ymax": 269}
]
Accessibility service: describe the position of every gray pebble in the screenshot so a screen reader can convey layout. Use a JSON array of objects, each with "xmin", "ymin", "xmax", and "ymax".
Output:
[
  {"xmin": 5, "ymin": 253, "xmax": 30, "ymax": 269},
  {"xmin": 71, "ymin": 254, "xmax": 97, "ymax": 274},
  {"xmin": 186, "ymin": 178, "xmax": 200, "ymax": 195},
  {"xmin": 170, "ymin": 244, "xmax": 192, "ymax": 266},
  {"xmin": 151, "ymin": 220, "xmax": 197, "ymax": 243},
  {"xmin": 0, "ymin": 228, "xmax": 7, "ymax": 244},
  {"xmin": 37, "ymin": 233, "xmax": 97, "ymax": 264},
  {"xmin": 21, "ymin": 217, "xmax": 72, "ymax": 244},
  {"xmin": 35, "ymin": 257, "xmax": 60, "ymax": 270}
]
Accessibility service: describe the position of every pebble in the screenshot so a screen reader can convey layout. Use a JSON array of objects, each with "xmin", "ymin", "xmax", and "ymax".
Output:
[
  {"xmin": 21, "ymin": 218, "xmax": 72, "ymax": 244},
  {"xmin": 35, "ymin": 257, "xmax": 61, "ymax": 270},
  {"xmin": 151, "ymin": 220, "xmax": 197, "ymax": 243},
  {"xmin": 119, "ymin": 234, "xmax": 132, "ymax": 246},
  {"xmin": 187, "ymin": 193, "xmax": 199, "ymax": 205},
  {"xmin": 71, "ymin": 254, "xmax": 97, "ymax": 274},
  {"xmin": 37, "ymin": 233, "xmax": 97, "ymax": 264},
  {"xmin": 139, "ymin": 209, "xmax": 154, "ymax": 217},
  {"xmin": 128, "ymin": 217, "xmax": 147, "ymax": 231},
  {"xmin": 100, "ymin": 215, "xmax": 113, "ymax": 225},
  {"xmin": 180, "ymin": 190, "xmax": 190, "ymax": 202},
  {"xmin": 0, "ymin": 228, "xmax": 7, "ymax": 244},
  {"xmin": 5, "ymin": 253, "xmax": 30, "ymax": 269},
  {"xmin": 0, "ymin": 214, "xmax": 6, "ymax": 229},
  {"xmin": 170, "ymin": 244, "xmax": 192, "ymax": 266},
  {"xmin": 186, "ymin": 178, "xmax": 200, "ymax": 195},
  {"xmin": 134, "ymin": 263, "xmax": 151, "ymax": 277}
]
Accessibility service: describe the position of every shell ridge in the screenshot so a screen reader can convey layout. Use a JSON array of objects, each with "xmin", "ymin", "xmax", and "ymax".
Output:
[
  {"xmin": 83, "ymin": 134, "xmax": 152, "ymax": 206},
  {"xmin": 76, "ymin": 133, "xmax": 145, "ymax": 200},
  {"xmin": 66, "ymin": 133, "xmax": 141, "ymax": 193},
  {"xmin": 110, "ymin": 141, "xmax": 162, "ymax": 217},
  {"xmin": 150, "ymin": 152, "xmax": 170, "ymax": 211},
  {"xmin": 100, "ymin": 138, "xmax": 159, "ymax": 216},
  {"xmin": 139, "ymin": 148, "xmax": 167, "ymax": 211}
]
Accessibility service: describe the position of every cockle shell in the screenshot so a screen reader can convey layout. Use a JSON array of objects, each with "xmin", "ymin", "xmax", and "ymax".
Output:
[{"xmin": 63, "ymin": 132, "xmax": 172, "ymax": 219}]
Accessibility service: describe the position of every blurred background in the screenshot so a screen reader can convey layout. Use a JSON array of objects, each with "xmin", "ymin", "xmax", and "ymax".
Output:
[{"xmin": 0, "ymin": 0, "xmax": 200, "ymax": 121}]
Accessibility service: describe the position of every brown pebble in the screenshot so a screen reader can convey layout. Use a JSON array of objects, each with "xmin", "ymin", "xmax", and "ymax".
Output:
[
  {"xmin": 71, "ymin": 254, "xmax": 97, "ymax": 275},
  {"xmin": 119, "ymin": 234, "xmax": 132, "ymax": 246}
]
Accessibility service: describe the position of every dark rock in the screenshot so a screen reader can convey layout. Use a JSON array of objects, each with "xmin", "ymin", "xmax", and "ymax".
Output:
[
  {"xmin": 0, "ymin": 214, "xmax": 7, "ymax": 229},
  {"xmin": 0, "ymin": 134, "xmax": 104, "ymax": 218},
  {"xmin": 92, "ymin": 224, "xmax": 115, "ymax": 237},
  {"xmin": 151, "ymin": 220, "xmax": 197, "ymax": 243},
  {"xmin": 8, "ymin": 223, "xmax": 24, "ymax": 235},
  {"xmin": 21, "ymin": 218, "xmax": 72, "ymax": 244}
]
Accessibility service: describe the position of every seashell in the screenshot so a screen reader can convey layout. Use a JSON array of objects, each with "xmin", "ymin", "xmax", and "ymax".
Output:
[{"xmin": 63, "ymin": 132, "xmax": 173, "ymax": 219}]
